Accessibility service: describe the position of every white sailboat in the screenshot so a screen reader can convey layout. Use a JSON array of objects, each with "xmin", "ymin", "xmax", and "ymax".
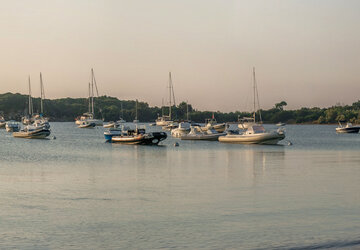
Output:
[
  {"xmin": 75, "ymin": 68, "xmax": 103, "ymax": 126},
  {"xmin": 22, "ymin": 76, "xmax": 35, "ymax": 125},
  {"xmin": 156, "ymin": 72, "xmax": 175, "ymax": 126},
  {"xmin": 219, "ymin": 68, "xmax": 285, "ymax": 145}
]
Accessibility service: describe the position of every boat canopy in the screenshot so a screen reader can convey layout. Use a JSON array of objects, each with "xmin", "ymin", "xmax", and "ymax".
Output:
[{"xmin": 246, "ymin": 125, "xmax": 266, "ymax": 134}]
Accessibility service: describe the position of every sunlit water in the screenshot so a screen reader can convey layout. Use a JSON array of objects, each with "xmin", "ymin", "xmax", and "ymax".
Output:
[{"xmin": 0, "ymin": 123, "xmax": 360, "ymax": 249}]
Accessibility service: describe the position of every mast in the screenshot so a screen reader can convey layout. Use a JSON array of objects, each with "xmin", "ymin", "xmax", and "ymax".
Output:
[
  {"xmin": 121, "ymin": 102, "xmax": 124, "ymax": 118},
  {"xmin": 28, "ymin": 76, "xmax": 33, "ymax": 116},
  {"xmin": 168, "ymin": 72, "xmax": 172, "ymax": 119},
  {"xmin": 186, "ymin": 101, "xmax": 189, "ymax": 121},
  {"xmin": 88, "ymin": 82, "xmax": 91, "ymax": 113},
  {"xmin": 253, "ymin": 67, "xmax": 256, "ymax": 122},
  {"xmin": 135, "ymin": 99, "xmax": 138, "ymax": 120},
  {"xmin": 40, "ymin": 72, "xmax": 45, "ymax": 114},
  {"xmin": 91, "ymin": 68, "xmax": 94, "ymax": 115}
]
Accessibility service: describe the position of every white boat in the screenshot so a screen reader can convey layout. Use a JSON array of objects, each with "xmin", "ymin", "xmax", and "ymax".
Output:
[
  {"xmin": 0, "ymin": 115, "xmax": 5, "ymax": 128},
  {"xmin": 219, "ymin": 125, "xmax": 285, "ymax": 144},
  {"xmin": 162, "ymin": 122, "xmax": 179, "ymax": 131},
  {"xmin": 117, "ymin": 118, "xmax": 126, "ymax": 123},
  {"xmin": 181, "ymin": 126, "xmax": 226, "ymax": 141},
  {"xmin": 201, "ymin": 115, "xmax": 227, "ymax": 133},
  {"xmin": 238, "ymin": 117, "xmax": 255, "ymax": 129},
  {"xmin": 13, "ymin": 125, "xmax": 50, "ymax": 139},
  {"xmin": 75, "ymin": 69, "xmax": 103, "ymax": 126},
  {"xmin": 219, "ymin": 68, "xmax": 285, "ymax": 145},
  {"xmin": 336, "ymin": 122, "xmax": 360, "ymax": 133},
  {"xmin": 111, "ymin": 125, "xmax": 167, "ymax": 145},
  {"xmin": 276, "ymin": 122, "xmax": 286, "ymax": 127},
  {"xmin": 5, "ymin": 120, "xmax": 20, "ymax": 132},
  {"xmin": 156, "ymin": 72, "xmax": 175, "ymax": 126},
  {"xmin": 103, "ymin": 121, "xmax": 118, "ymax": 128},
  {"xmin": 171, "ymin": 122, "xmax": 191, "ymax": 137}
]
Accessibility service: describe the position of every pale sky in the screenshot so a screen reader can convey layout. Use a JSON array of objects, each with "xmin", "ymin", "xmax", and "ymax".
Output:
[{"xmin": 0, "ymin": 0, "xmax": 359, "ymax": 112}]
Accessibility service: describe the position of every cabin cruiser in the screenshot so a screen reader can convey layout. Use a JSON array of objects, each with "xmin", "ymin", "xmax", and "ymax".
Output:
[
  {"xmin": 0, "ymin": 116, "xmax": 6, "ymax": 128},
  {"xmin": 336, "ymin": 122, "xmax": 360, "ymax": 133},
  {"xmin": 181, "ymin": 126, "xmax": 226, "ymax": 141},
  {"xmin": 5, "ymin": 121, "xmax": 20, "ymax": 132},
  {"xmin": 156, "ymin": 115, "xmax": 172, "ymax": 126},
  {"xmin": 219, "ymin": 124, "xmax": 285, "ymax": 145},
  {"xmin": 13, "ymin": 124, "xmax": 51, "ymax": 139},
  {"xmin": 171, "ymin": 122, "xmax": 191, "ymax": 137},
  {"xmin": 111, "ymin": 125, "xmax": 167, "ymax": 145}
]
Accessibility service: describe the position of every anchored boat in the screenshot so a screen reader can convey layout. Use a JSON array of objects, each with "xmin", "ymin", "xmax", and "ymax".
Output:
[
  {"xmin": 336, "ymin": 122, "xmax": 360, "ymax": 133},
  {"xmin": 5, "ymin": 121, "xmax": 20, "ymax": 132},
  {"xmin": 111, "ymin": 126, "xmax": 167, "ymax": 145},
  {"xmin": 13, "ymin": 125, "xmax": 50, "ymax": 139},
  {"xmin": 219, "ymin": 68, "xmax": 285, "ymax": 145},
  {"xmin": 181, "ymin": 126, "xmax": 226, "ymax": 141}
]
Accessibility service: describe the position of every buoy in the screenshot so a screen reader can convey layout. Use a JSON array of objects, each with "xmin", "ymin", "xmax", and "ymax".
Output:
[
  {"xmin": 53, "ymin": 136, "xmax": 57, "ymax": 140},
  {"xmin": 174, "ymin": 142, "xmax": 179, "ymax": 147}
]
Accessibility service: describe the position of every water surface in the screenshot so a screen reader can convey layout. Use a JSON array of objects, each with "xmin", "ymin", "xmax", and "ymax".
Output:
[{"xmin": 0, "ymin": 123, "xmax": 359, "ymax": 249}]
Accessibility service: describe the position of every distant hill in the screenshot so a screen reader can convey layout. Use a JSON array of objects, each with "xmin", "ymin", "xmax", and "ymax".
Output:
[{"xmin": 0, "ymin": 92, "xmax": 359, "ymax": 124}]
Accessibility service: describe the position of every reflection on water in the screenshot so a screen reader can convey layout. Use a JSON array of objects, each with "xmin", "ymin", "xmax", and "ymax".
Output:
[{"xmin": 0, "ymin": 123, "xmax": 360, "ymax": 249}]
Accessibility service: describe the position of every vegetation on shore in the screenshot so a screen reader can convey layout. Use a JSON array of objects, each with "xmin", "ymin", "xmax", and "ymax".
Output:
[{"xmin": 0, "ymin": 92, "xmax": 359, "ymax": 124}]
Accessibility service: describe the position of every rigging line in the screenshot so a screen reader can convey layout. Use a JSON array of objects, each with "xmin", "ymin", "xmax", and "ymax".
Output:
[
  {"xmin": 92, "ymin": 69, "xmax": 99, "ymax": 97},
  {"xmin": 254, "ymin": 68, "xmax": 262, "ymax": 123}
]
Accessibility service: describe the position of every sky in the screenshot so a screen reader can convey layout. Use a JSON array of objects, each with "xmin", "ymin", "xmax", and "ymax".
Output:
[{"xmin": 0, "ymin": 0, "xmax": 359, "ymax": 112}]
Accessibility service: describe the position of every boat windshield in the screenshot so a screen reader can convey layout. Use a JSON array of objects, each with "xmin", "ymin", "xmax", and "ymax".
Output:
[{"xmin": 247, "ymin": 125, "xmax": 266, "ymax": 134}]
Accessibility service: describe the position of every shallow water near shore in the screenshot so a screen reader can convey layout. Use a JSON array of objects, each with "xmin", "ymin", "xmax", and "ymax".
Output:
[{"xmin": 0, "ymin": 123, "xmax": 359, "ymax": 249}]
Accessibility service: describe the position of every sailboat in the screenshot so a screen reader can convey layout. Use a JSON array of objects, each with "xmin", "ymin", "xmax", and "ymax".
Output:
[
  {"xmin": 133, "ymin": 99, "xmax": 139, "ymax": 123},
  {"xmin": 21, "ymin": 76, "xmax": 34, "ymax": 125},
  {"xmin": 32, "ymin": 72, "xmax": 50, "ymax": 129},
  {"xmin": 156, "ymin": 72, "xmax": 175, "ymax": 126},
  {"xmin": 219, "ymin": 68, "xmax": 285, "ymax": 145},
  {"xmin": 75, "ymin": 68, "xmax": 103, "ymax": 126}
]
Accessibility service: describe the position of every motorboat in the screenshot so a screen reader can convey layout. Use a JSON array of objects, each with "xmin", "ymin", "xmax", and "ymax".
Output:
[
  {"xmin": 181, "ymin": 126, "xmax": 226, "ymax": 141},
  {"xmin": 171, "ymin": 122, "xmax": 191, "ymax": 138},
  {"xmin": 111, "ymin": 126, "xmax": 167, "ymax": 145},
  {"xmin": 276, "ymin": 122, "xmax": 286, "ymax": 127},
  {"xmin": 220, "ymin": 68, "xmax": 285, "ymax": 145},
  {"xmin": 5, "ymin": 121, "xmax": 20, "ymax": 132},
  {"xmin": 219, "ymin": 124, "xmax": 285, "ymax": 145},
  {"xmin": 104, "ymin": 127, "xmax": 123, "ymax": 141},
  {"xmin": 13, "ymin": 125, "xmax": 51, "ymax": 139},
  {"xmin": 32, "ymin": 114, "xmax": 50, "ymax": 129},
  {"xmin": 238, "ymin": 117, "xmax": 255, "ymax": 129},
  {"xmin": 103, "ymin": 121, "xmax": 118, "ymax": 128},
  {"xmin": 0, "ymin": 115, "xmax": 5, "ymax": 128},
  {"xmin": 117, "ymin": 118, "xmax": 126, "ymax": 123},
  {"xmin": 78, "ymin": 121, "xmax": 96, "ymax": 128},
  {"xmin": 336, "ymin": 122, "xmax": 360, "ymax": 133}
]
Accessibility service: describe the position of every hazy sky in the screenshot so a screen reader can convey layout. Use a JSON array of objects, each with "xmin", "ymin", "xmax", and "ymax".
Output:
[{"xmin": 1, "ymin": 0, "xmax": 360, "ymax": 112}]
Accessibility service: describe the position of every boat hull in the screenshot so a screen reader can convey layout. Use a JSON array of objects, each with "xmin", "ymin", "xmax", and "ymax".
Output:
[
  {"xmin": 111, "ymin": 132, "xmax": 167, "ymax": 145},
  {"xmin": 219, "ymin": 132, "xmax": 285, "ymax": 145},
  {"xmin": 13, "ymin": 129, "xmax": 51, "ymax": 139},
  {"xmin": 336, "ymin": 127, "xmax": 360, "ymax": 133},
  {"xmin": 181, "ymin": 132, "xmax": 226, "ymax": 141},
  {"xmin": 78, "ymin": 123, "xmax": 96, "ymax": 128}
]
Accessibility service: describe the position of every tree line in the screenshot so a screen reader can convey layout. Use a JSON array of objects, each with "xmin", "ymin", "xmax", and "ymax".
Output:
[{"xmin": 0, "ymin": 92, "xmax": 359, "ymax": 124}]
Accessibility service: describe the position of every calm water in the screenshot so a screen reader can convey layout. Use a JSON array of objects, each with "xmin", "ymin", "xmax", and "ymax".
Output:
[{"xmin": 0, "ymin": 123, "xmax": 360, "ymax": 249}]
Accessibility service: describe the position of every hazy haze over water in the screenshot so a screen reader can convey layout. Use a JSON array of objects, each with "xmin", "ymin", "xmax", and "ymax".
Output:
[{"xmin": 0, "ymin": 0, "xmax": 360, "ymax": 112}]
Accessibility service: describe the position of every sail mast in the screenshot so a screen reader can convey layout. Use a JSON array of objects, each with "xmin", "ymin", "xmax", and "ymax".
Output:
[
  {"xmin": 88, "ymin": 82, "xmax": 91, "ymax": 113},
  {"xmin": 168, "ymin": 72, "xmax": 172, "ymax": 119},
  {"xmin": 28, "ymin": 76, "xmax": 33, "ymax": 116},
  {"xmin": 91, "ymin": 68, "xmax": 94, "ymax": 115},
  {"xmin": 40, "ymin": 72, "xmax": 44, "ymax": 114},
  {"xmin": 135, "ymin": 99, "xmax": 138, "ymax": 120},
  {"xmin": 253, "ymin": 67, "xmax": 256, "ymax": 122}
]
